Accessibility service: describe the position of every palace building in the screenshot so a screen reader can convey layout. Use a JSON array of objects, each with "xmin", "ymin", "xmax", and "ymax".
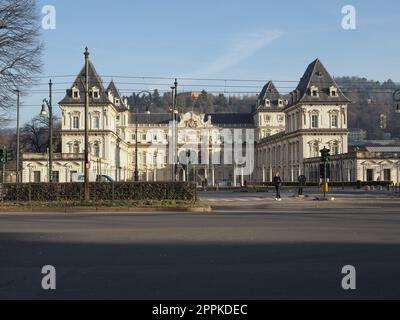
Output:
[{"xmin": 21, "ymin": 51, "xmax": 399, "ymax": 185}]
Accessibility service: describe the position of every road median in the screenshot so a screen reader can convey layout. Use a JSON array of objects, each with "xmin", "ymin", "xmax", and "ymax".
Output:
[{"xmin": 0, "ymin": 200, "xmax": 212, "ymax": 214}]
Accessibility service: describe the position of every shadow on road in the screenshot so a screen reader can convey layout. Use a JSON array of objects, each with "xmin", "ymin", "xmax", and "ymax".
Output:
[{"xmin": 1, "ymin": 232, "xmax": 399, "ymax": 300}]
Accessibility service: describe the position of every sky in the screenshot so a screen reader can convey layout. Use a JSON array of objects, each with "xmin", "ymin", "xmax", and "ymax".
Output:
[{"xmin": 7, "ymin": 0, "xmax": 400, "ymax": 126}]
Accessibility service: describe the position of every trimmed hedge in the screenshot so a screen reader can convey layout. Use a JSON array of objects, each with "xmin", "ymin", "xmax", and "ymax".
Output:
[{"xmin": 1, "ymin": 182, "xmax": 196, "ymax": 202}]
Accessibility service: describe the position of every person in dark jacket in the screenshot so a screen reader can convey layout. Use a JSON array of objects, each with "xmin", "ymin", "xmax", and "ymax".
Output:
[{"xmin": 273, "ymin": 173, "xmax": 283, "ymax": 201}]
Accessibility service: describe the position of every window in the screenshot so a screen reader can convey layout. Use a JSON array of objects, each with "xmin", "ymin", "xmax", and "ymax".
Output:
[
  {"xmin": 310, "ymin": 86, "xmax": 319, "ymax": 97},
  {"xmin": 72, "ymin": 87, "xmax": 79, "ymax": 99},
  {"xmin": 33, "ymin": 171, "xmax": 41, "ymax": 183},
  {"xmin": 331, "ymin": 114, "xmax": 338, "ymax": 128},
  {"xmin": 311, "ymin": 115, "xmax": 319, "ymax": 128},
  {"xmin": 52, "ymin": 171, "xmax": 59, "ymax": 183},
  {"xmin": 332, "ymin": 144, "xmax": 339, "ymax": 155},
  {"xmin": 278, "ymin": 99, "xmax": 283, "ymax": 107},
  {"xmin": 70, "ymin": 171, "xmax": 77, "ymax": 183},
  {"xmin": 91, "ymin": 87, "xmax": 99, "ymax": 99},
  {"xmin": 73, "ymin": 116, "xmax": 80, "ymax": 129},
  {"xmin": 93, "ymin": 116, "xmax": 100, "ymax": 129},
  {"xmin": 330, "ymin": 86, "xmax": 338, "ymax": 97},
  {"xmin": 115, "ymin": 99, "xmax": 120, "ymax": 105},
  {"xmin": 313, "ymin": 142, "xmax": 320, "ymax": 157},
  {"xmin": 93, "ymin": 143, "xmax": 100, "ymax": 157},
  {"xmin": 367, "ymin": 169, "xmax": 374, "ymax": 182},
  {"xmin": 142, "ymin": 134, "xmax": 147, "ymax": 141},
  {"xmin": 265, "ymin": 99, "xmax": 270, "ymax": 107},
  {"xmin": 265, "ymin": 115, "xmax": 271, "ymax": 123},
  {"xmin": 132, "ymin": 134, "xmax": 136, "ymax": 140},
  {"xmin": 73, "ymin": 142, "xmax": 79, "ymax": 154},
  {"xmin": 277, "ymin": 115, "xmax": 284, "ymax": 123},
  {"xmin": 384, "ymin": 169, "xmax": 391, "ymax": 181}
]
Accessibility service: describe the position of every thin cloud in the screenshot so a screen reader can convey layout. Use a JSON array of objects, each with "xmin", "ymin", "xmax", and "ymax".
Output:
[{"xmin": 199, "ymin": 29, "xmax": 283, "ymax": 76}]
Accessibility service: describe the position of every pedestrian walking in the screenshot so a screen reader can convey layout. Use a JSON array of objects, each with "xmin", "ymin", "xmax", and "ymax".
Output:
[
  {"xmin": 273, "ymin": 172, "xmax": 283, "ymax": 201},
  {"xmin": 298, "ymin": 174, "xmax": 307, "ymax": 196}
]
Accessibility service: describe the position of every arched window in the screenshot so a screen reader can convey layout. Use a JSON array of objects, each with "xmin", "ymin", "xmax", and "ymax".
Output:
[
  {"xmin": 92, "ymin": 114, "xmax": 100, "ymax": 129},
  {"xmin": 331, "ymin": 114, "xmax": 338, "ymax": 128},
  {"xmin": 73, "ymin": 142, "xmax": 80, "ymax": 154},
  {"xmin": 311, "ymin": 114, "xmax": 319, "ymax": 128},
  {"xmin": 73, "ymin": 115, "xmax": 80, "ymax": 129}
]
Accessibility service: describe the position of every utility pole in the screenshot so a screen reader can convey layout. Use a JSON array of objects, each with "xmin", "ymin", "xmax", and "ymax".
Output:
[
  {"xmin": 170, "ymin": 84, "xmax": 176, "ymax": 182},
  {"xmin": 84, "ymin": 47, "xmax": 90, "ymax": 200},
  {"xmin": 48, "ymin": 80, "xmax": 53, "ymax": 182},
  {"xmin": 173, "ymin": 79, "xmax": 178, "ymax": 182},
  {"xmin": 16, "ymin": 90, "xmax": 20, "ymax": 184}
]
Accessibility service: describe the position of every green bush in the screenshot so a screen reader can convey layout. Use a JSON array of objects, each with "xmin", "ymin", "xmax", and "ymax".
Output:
[{"xmin": 1, "ymin": 182, "xmax": 195, "ymax": 202}]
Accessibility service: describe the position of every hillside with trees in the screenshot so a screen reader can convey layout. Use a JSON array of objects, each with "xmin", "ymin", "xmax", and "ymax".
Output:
[
  {"xmin": 126, "ymin": 78, "xmax": 400, "ymax": 139},
  {"xmin": 335, "ymin": 77, "xmax": 400, "ymax": 139}
]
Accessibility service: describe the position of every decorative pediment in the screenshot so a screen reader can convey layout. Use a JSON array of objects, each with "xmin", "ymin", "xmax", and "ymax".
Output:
[{"xmin": 179, "ymin": 112, "xmax": 209, "ymax": 129}]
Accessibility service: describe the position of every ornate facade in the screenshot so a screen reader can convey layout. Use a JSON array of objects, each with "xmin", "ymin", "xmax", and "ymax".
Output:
[
  {"xmin": 255, "ymin": 59, "xmax": 350, "ymax": 183},
  {"xmin": 23, "ymin": 54, "xmax": 397, "ymax": 185}
]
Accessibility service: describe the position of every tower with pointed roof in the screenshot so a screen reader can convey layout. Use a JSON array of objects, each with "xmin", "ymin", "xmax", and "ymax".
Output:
[
  {"xmin": 255, "ymin": 58, "xmax": 350, "ymax": 183},
  {"xmin": 253, "ymin": 81, "xmax": 286, "ymax": 141},
  {"xmin": 58, "ymin": 53, "xmax": 131, "ymax": 181}
]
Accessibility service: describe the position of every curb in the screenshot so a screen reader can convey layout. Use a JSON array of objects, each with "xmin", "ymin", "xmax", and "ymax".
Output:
[{"xmin": 0, "ymin": 205, "xmax": 213, "ymax": 214}]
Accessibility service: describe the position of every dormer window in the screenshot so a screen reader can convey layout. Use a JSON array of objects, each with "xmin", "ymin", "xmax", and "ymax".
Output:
[
  {"xmin": 115, "ymin": 98, "xmax": 120, "ymax": 106},
  {"xmin": 72, "ymin": 87, "xmax": 79, "ymax": 99},
  {"xmin": 310, "ymin": 86, "xmax": 319, "ymax": 97},
  {"xmin": 92, "ymin": 87, "xmax": 100, "ymax": 99},
  {"xmin": 278, "ymin": 99, "xmax": 284, "ymax": 107},
  {"xmin": 265, "ymin": 99, "xmax": 271, "ymax": 107},
  {"xmin": 330, "ymin": 86, "xmax": 338, "ymax": 97}
]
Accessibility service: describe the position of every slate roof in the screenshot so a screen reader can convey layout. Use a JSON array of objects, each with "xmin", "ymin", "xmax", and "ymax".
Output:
[
  {"xmin": 287, "ymin": 58, "xmax": 350, "ymax": 106},
  {"xmin": 106, "ymin": 80, "xmax": 129, "ymax": 112},
  {"xmin": 131, "ymin": 113, "xmax": 174, "ymax": 124},
  {"xmin": 257, "ymin": 81, "xmax": 286, "ymax": 109},
  {"xmin": 59, "ymin": 61, "xmax": 110, "ymax": 105},
  {"xmin": 205, "ymin": 113, "xmax": 254, "ymax": 125},
  {"xmin": 366, "ymin": 146, "xmax": 400, "ymax": 153}
]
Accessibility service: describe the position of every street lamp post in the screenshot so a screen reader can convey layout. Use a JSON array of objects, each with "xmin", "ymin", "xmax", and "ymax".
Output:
[
  {"xmin": 15, "ymin": 89, "xmax": 20, "ymax": 184},
  {"xmin": 40, "ymin": 80, "xmax": 53, "ymax": 183},
  {"xmin": 134, "ymin": 104, "xmax": 139, "ymax": 182},
  {"xmin": 84, "ymin": 47, "xmax": 90, "ymax": 201},
  {"xmin": 170, "ymin": 80, "xmax": 178, "ymax": 182},
  {"xmin": 134, "ymin": 91, "xmax": 152, "ymax": 182}
]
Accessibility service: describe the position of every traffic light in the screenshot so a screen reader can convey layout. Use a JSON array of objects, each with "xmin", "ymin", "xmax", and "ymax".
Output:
[
  {"xmin": 320, "ymin": 147, "xmax": 331, "ymax": 163},
  {"xmin": 0, "ymin": 147, "xmax": 13, "ymax": 163},
  {"xmin": 0, "ymin": 148, "xmax": 4, "ymax": 164},
  {"xmin": 6, "ymin": 148, "xmax": 13, "ymax": 162},
  {"xmin": 320, "ymin": 163, "xmax": 331, "ymax": 180}
]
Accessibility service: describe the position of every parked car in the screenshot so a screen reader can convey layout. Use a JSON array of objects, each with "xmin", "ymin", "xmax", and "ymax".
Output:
[{"xmin": 71, "ymin": 173, "xmax": 114, "ymax": 183}]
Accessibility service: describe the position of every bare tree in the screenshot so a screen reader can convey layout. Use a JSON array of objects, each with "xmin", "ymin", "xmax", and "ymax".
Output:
[
  {"xmin": 18, "ymin": 115, "xmax": 61, "ymax": 153},
  {"xmin": 0, "ymin": 0, "xmax": 43, "ymax": 120}
]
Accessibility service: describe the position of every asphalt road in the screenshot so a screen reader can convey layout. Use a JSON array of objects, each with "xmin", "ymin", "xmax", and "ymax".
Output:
[{"xmin": 1, "ymin": 194, "xmax": 400, "ymax": 300}]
